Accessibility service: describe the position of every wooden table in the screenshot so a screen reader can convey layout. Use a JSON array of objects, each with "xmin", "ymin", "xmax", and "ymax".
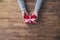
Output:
[{"xmin": 0, "ymin": 0, "xmax": 60, "ymax": 40}]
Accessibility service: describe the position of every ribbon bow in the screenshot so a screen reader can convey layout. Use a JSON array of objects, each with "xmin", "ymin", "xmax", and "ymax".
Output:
[{"xmin": 24, "ymin": 18, "xmax": 37, "ymax": 23}]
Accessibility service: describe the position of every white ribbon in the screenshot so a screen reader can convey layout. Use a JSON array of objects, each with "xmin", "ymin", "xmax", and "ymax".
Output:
[{"xmin": 24, "ymin": 18, "xmax": 37, "ymax": 23}]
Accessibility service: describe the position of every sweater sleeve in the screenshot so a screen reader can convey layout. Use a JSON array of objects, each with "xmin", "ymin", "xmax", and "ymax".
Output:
[{"xmin": 17, "ymin": 0, "xmax": 26, "ymax": 11}]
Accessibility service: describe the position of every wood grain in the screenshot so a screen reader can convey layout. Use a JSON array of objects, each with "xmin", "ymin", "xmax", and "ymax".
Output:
[{"xmin": 0, "ymin": 0, "xmax": 60, "ymax": 40}]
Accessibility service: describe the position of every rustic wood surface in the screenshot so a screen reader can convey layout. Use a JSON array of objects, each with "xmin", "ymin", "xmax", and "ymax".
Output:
[{"xmin": 0, "ymin": 0, "xmax": 60, "ymax": 40}]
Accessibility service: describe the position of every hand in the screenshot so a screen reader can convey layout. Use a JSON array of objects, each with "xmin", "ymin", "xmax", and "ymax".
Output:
[{"xmin": 32, "ymin": 11, "xmax": 38, "ymax": 17}]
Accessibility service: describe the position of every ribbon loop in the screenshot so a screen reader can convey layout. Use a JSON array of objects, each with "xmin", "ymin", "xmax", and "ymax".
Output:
[{"xmin": 24, "ymin": 18, "xmax": 36, "ymax": 23}]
